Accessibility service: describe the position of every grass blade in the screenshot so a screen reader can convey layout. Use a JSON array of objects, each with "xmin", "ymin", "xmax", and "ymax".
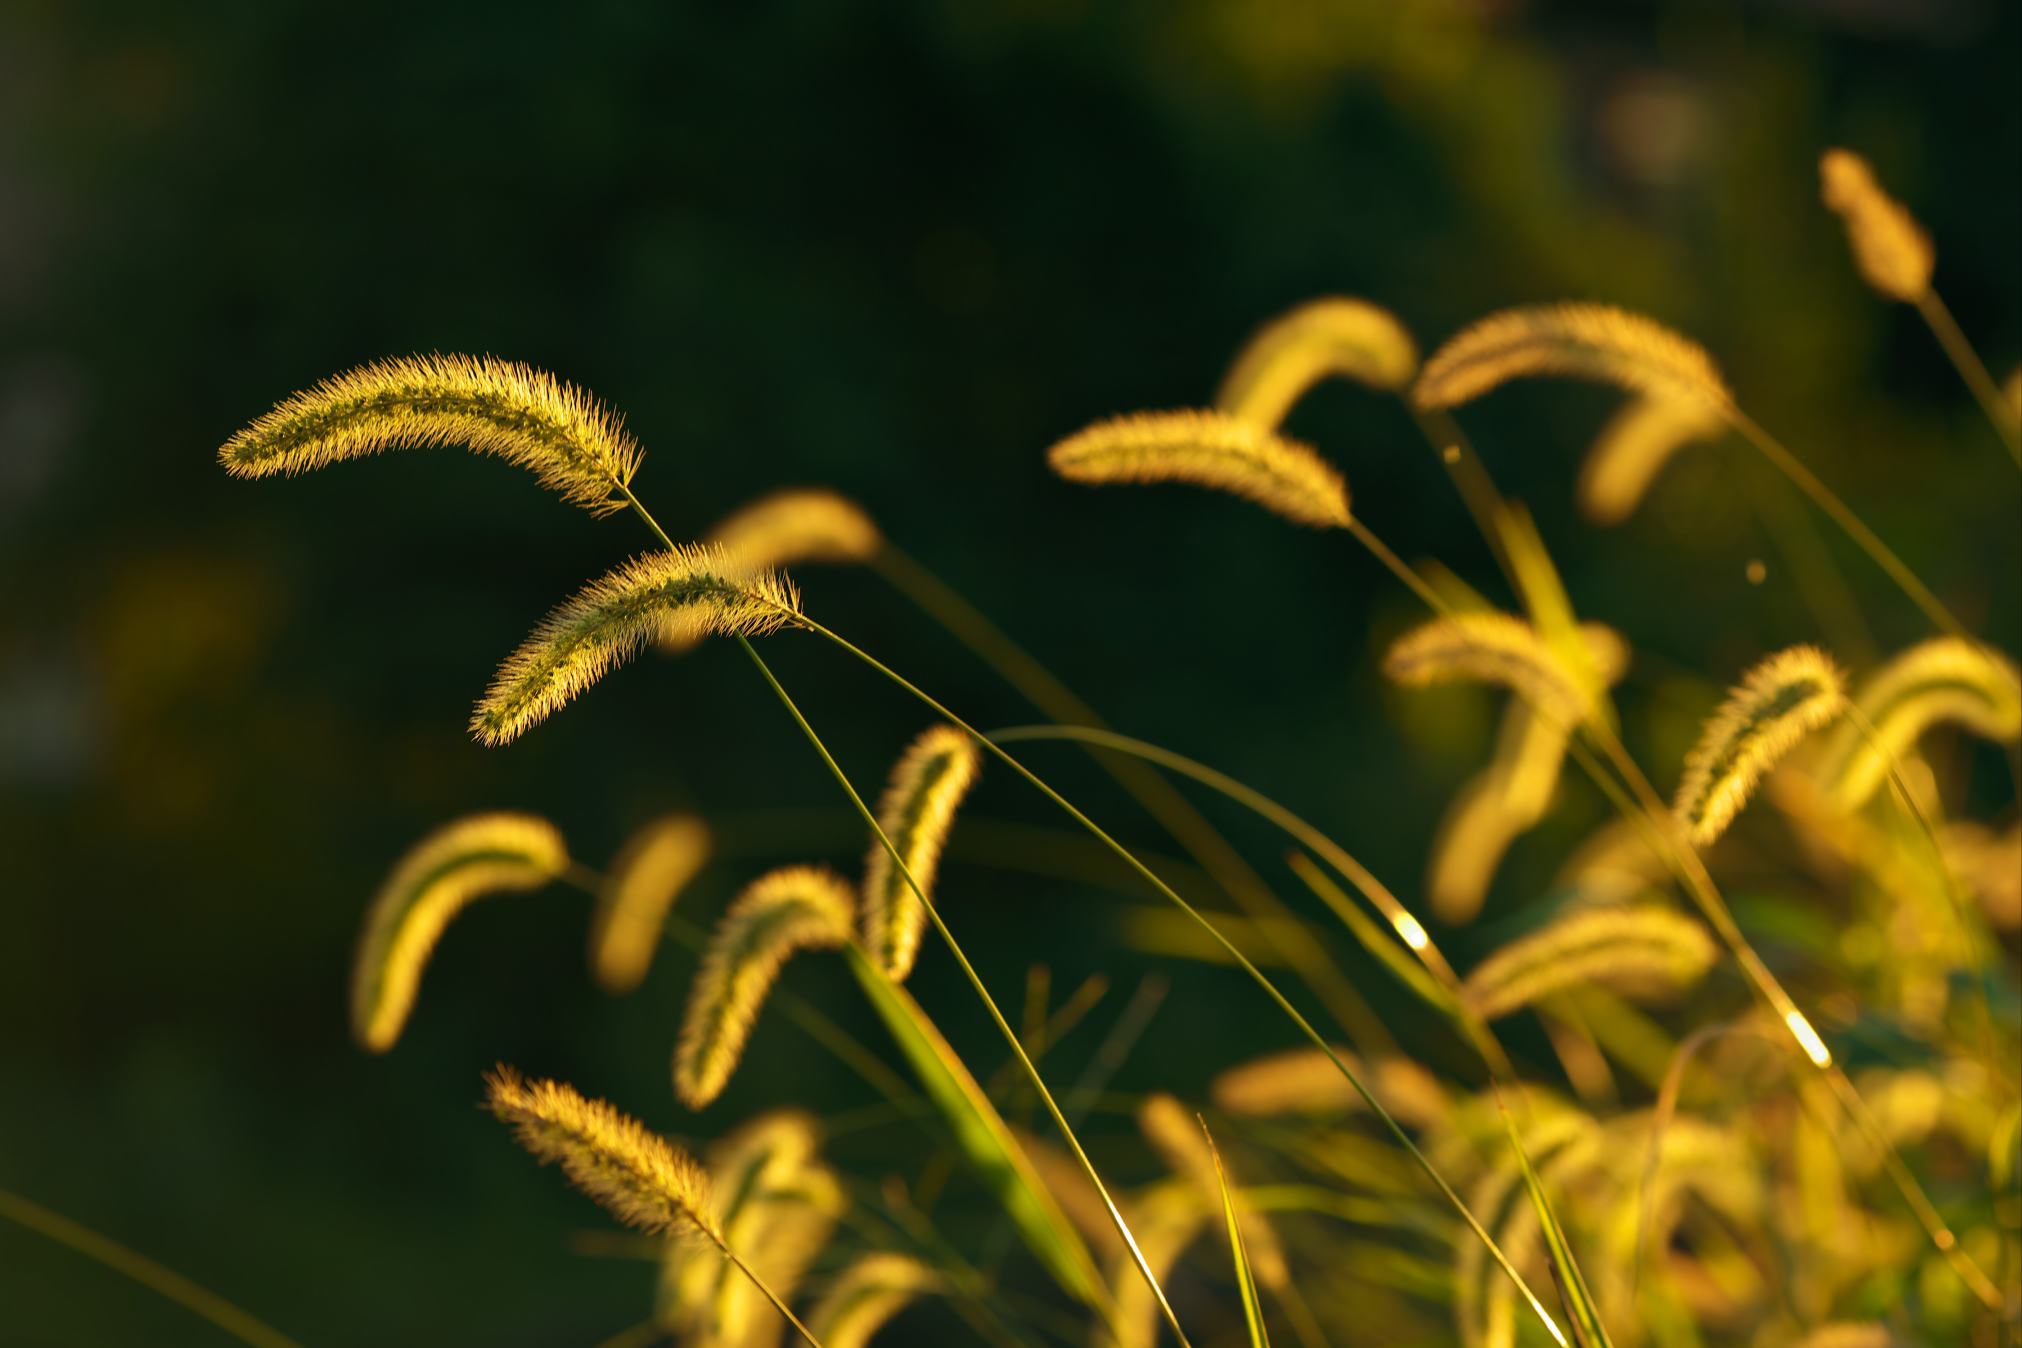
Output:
[
  {"xmin": 1199, "ymin": 1119, "xmax": 1273, "ymax": 1348},
  {"xmin": 845, "ymin": 945, "xmax": 1110, "ymax": 1314}
]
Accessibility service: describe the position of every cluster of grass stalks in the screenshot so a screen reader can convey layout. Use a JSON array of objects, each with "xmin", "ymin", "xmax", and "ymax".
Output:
[{"xmin": 15, "ymin": 147, "xmax": 2015, "ymax": 1348}]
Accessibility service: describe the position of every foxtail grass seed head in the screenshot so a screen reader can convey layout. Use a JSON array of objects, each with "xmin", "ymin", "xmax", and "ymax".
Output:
[
  {"xmin": 484, "ymin": 1066, "xmax": 719, "ymax": 1241},
  {"xmin": 1215, "ymin": 296, "xmax": 1419, "ymax": 426},
  {"xmin": 590, "ymin": 814, "xmax": 712, "ymax": 995},
  {"xmin": 1460, "ymin": 902, "xmax": 1718, "ymax": 1020},
  {"xmin": 1046, "ymin": 408, "xmax": 1352, "ymax": 528},
  {"xmin": 471, "ymin": 544, "xmax": 801, "ymax": 746},
  {"xmin": 805, "ymin": 1253, "xmax": 940, "ymax": 1348},
  {"xmin": 1112, "ymin": 1182, "xmax": 1214, "ymax": 1348},
  {"xmin": 1136, "ymin": 1094, "xmax": 1288, "ymax": 1289},
  {"xmin": 861, "ymin": 725, "xmax": 981, "ymax": 981},
  {"xmin": 1815, "ymin": 638, "xmax": 2022, "ymax": 811},
  {"xmin": 1674, "ymin": 645, "xmax": 1846, "ymax": 845},
  {"xmin": 1383, "ymin": 611, "xmax": 1594, "ymax": 726},
  {"xmin": 1414, "ymin": 303, "xmax": 1731, "ymax": 412},
  {"xmin": 1820, "ymin": 150, "xmax": 1934, "ymax": 303},
  {"xmin": 1577, "ymin": 397, "xmax": 1725, "ymax": 525},
  {"xmin": 1210, "ymin": 1047, "xmax": 1450, "ymax": 1127},
  {"xmin": 707, "ymin": 487, "xmax": 884, "ymax": 568},
  {"xmin": 218, "ymin": 354, "xmax": 643, "ymax": 515},
  {"xmin": 675, "ymin": 866, "xmax": 856, "ymax": 1109},
  {"xmin": 352, "ymin": 813, "xmax": 566, "ymax": 1052}
]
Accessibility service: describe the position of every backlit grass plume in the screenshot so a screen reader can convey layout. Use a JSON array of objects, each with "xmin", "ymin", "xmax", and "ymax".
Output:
[
  {"xmin": 1414, "ymin": 303, "xmax": 1732, "ymax": 413},
  {"xmin": 484, "ymin": 1066, "xmax": 719, "ymax": 1242},
  {"xmin": 1383, "ymin": 611, "xmax": 1593, "ymax": 726},
  {"xmin": 217, "ymin": 354, "xmax": 643, "ymax": 515},
  {"xmin": 1046, "ymin": 409, "xmax": 1352, "ymax": 528},
  {"xmin": 351, "ymin": 812, "xmax": 566, "ymax": 1052},
  {"xmin": 471, "ymin": 545, "xmax": 801, "ymax": 746},
  {"xmin": 590, "ymin": 813, "xmax": 712, "ymax": 995},
  {"xmin": 804, "ymin": 1253, "xmax": 939, "ymax": 1348},
  {"xmin": 1137, "ymin": 1093, "xmax": 1288, "ymax": 1290},
  {"xmin": 662, "ymin": 1111, "xmax": 844, "ymax": 1347},
  {"xmin": 1210, "ymin": 1047, "xmax": 1450, "ymax": 1128},
  {"xmin": 1816, "ymin": 638, "xmax": 2022, "ymax": 811},
  {"xmin": 1576, "ymin": 397, "xmax": 1726, "ymax": 525},
  {"xmin": 708, "ymin": 488, "xmax": 884, "ymax": 568},
  {"xmin": 1215, "ymin": 296, "xmax": 1419, "ymax": 426},
  {"xmin": 1820, "ymin": 150, "xmax": 1934, "ymax": 303},
  {"xmin": 1460, "ymin": 902, "xmax": 1719, "ymax": 1020},
  {"xmin": 676, "ymin": 866, "xmax": 856, "ymax": 1109},
  {"xmin": 861, "ymin": 725, "xmax": 981, "ymax": 980},
  {"xmin": 1674, "ymin": 645, "xmax": 1846, "ymax": 845}
]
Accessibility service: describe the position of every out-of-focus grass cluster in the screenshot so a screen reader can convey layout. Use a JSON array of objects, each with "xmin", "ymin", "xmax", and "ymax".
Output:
[{"xmin": 165, "ymin": 144, "xmax": 2019, "ymax": 1347}]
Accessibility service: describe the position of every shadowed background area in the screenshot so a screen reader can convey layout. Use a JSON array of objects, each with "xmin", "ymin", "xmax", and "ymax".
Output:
[{"xmin": 2, "ymin": 1, "xmax": 2018, "ymax": 1343}]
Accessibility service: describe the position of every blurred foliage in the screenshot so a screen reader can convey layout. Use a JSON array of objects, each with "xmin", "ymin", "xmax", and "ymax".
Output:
[{"xmin": 1, "ymin": 0, "xmax": 2017, "ymax": 1343}]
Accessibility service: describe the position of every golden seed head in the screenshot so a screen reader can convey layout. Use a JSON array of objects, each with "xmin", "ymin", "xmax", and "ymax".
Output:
[
  {"xmin": 1383, "ymin": 611, "xmax": 1595, "ymax": 727},
  {"xmin": 1820, "ymin": 149, "xmax": 1934, "ymax": 303},
  {"xmin": 1815, "ymin": 637, "xmax": 2022, "ymax": 811},
  {"xmin": 1414, "ymin": 303, "xmax": 1731, "ymax": 412},
  {"xmin": 805, "ymin": 1253, "xmax": 941, "ymax": 1348},
  {"xmin": 861, "ymin": 725, "xmax": 982, "ymax": 981},
  {"xmin": 218, "ymin": 354, "xmax": 643, "ymax": 515},
  {"xmin": 674, "ymin": 866, "xmax": 856, "ymax": 1109},
  {"xmin": 1674, "ymin": 644, "xmax": 1846, "ymax": 845},
  {"xmin": 1576, "ymin": 396, "xmax": 1726, "ymax": 525},
  {"xmin": 484, "ymin": 1066, "xmax": 719, "ymax": 1241},
  {"xmin": 1215, "ymin": 296, "xmax": 1420, "ymax": 427},
  {"xmin": 590, "ymin": 813, "xmax": 713, "ymax": 995},
  {"xmin": 351, "ymin": 812, "xmax": 567, "ymax": 1052},
  {"xmin": 1461, "ymin": 902, "xmax": 1718, "ymax": 1020},
  {"xmin": 1046, "ymin": 408, "xmax": 1352, "ymax": 528},
  {"xmin": 470, "ymin": 544, "xmax": 802, "ymax": 746},
  {"xmin": 707, "ymin": 487, "xmax": 884, "ymax": 568}
]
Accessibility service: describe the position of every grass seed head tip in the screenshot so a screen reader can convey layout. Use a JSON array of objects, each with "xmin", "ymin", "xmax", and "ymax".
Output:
[{"xmin": 218, "ymin": 354, "xmax": 643, "ymax": 515}]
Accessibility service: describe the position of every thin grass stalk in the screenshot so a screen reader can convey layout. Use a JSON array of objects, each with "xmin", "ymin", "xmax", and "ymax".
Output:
[
  {"xmin": 731, "ymin": 636, "xmax": 1171, "ymax": 1347},
  {"xmin": 0, "ymin": 1189, "xmax": 305, "ymax": 1348},
  {"xmin": 707, "ymin": 1234, "xmax": 826, "ymax": 1348},
  {"xmin": 872, "ymin": 543, "xmax": 1394, "ymax": 1053},
  {"xmin": 779, "ymin": 618, "xmax": 1565, "ymax": 1340},
  {"xmin": 1915, "ymin": 290, "xmax": 2022, "ymax": 463},
  {"xmin": 1408, "ymin": 405, "xmax": 1520, "ymax": 592},
  {"xmin": 1721, "ymin": 408, "xmax": 1964, "ymax": 636}
]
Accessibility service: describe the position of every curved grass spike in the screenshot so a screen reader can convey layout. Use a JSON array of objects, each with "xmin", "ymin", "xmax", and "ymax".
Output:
[
  {"xmin": 709, "ymin": 487, "xmax": 885, "ymax": 568},
  {"xmin": 487, "ymin": 1067, "xmax": 720, "ymax": 1241},
  {"xmin": 1461, "ymin": 903, "xmax": 1718, "ymax": 1021},
  {"xmin": 1819, "ymin": 149, "xmax": 1933, "ymax": 304},
  {"xmin": 1215, "ymin": 296, "xmax": 1419, "ymax": 427},
  {"xmin": 1046, "ymin": 409, "xmax": 1351, "ymax": 528},
  {"xmin": 470, "ymin": 544, "xmax": 801, "ymax": 746},
  {"xmin": 590, "ymin": 813, "xmax": 711, "ymax": 994},
  {"xmin": 351, "ymin": 812, "xmax": 566, "ymax": 1052},
  {"xmin": 1382, "ymin": 611, "xmax": 1593, "ymax": 727},
  {"xmin": 1673, "ymin": 645, "xmax": 1846, "ymax": 846},
  {"xmin": 1211, "ymin": 1045, "xmax": 1450, "ymax": 1128},
  {"xmin": 861, "ymin": 725, "xmax": 981, "ymax": 980},
  {"xmin": 1138, "ymin": 1094, "xmax": 1288, "ymax": 1291},
  {"xmin": 1413, "ymin": 303, "xmax": 1732, "ymax": 413},
  {"xmin": 485, "ymin": 1069, "xmax": 826, "ymax": 1348},
  {"xmin": 1815, "ymin": 637, "xmax": 2022, "ymax": 811},
  {"xmin": 1576, "ymin": 397, "xmax": 1725, "ymax": 526},
  {"xmin": 675, "ymin": 865, "xmax": 856, "ymax": 1109},
  {"xmin": 804, "ymin": 1253, "xmax": 939, "ymax": 1348},
  {"xmin": 663, "ymin": 1112, "xmax": 844, "ymax": 1346},
  {"xmin": 1819, "ymin": 149, "xmax": 2018, "ymax": 463},
  {"xmin": 218, "ymin": 354, "xmax": 643, "ymax": 515}
]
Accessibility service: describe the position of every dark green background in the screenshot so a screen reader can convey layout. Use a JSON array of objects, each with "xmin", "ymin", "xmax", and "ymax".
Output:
[{"xmin": 2, "ymin": 1, "xmax": 2017, "ymax": 1343}]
